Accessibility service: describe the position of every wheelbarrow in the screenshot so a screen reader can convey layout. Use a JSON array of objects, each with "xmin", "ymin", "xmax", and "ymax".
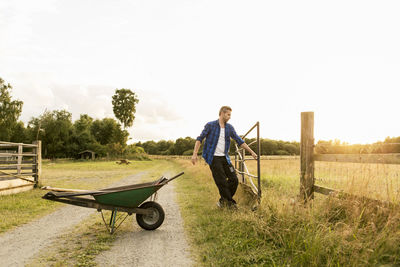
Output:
[{"xmin": 42, "ymin": 172, "xmax": 184, "ymax": 234}]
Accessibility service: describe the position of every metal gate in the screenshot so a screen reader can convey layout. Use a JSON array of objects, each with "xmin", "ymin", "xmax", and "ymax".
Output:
[{"xmin": 234, "ymin": 122, "xmax": 261, "ymax": 200}]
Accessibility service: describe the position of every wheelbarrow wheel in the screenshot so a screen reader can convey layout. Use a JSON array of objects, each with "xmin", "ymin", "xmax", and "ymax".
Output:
[{"xmin": 136, "ymin": 201, "xmax": 165, "ymax": 230}]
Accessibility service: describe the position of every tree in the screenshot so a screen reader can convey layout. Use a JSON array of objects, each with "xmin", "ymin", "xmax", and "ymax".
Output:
[
  {"xmin": 74, "ymin": 114, "xmax": 93, "ymax": 133},
  {"xmin": 0, "ymin": 78, "xmax": 23, "ymax": 141},
  {"xmin": 27, "ymin": 110, "xmax": 74, "ymax": 158},
  {"xmin": 157, "ymin": 140, "xmax": 174, "ymax": 155},
  {"xmin": 70, "ymin": 114, "xmax": 98, "ymax": 155},
  {"xmin": 175, "ymin": 137, "xmax": 196, "ymax": 155},
  {"xmin": 112, "ymin": 89, "xmax": 139, "ymax": 129},
  {"xmin": 90, "ymin": 118, "xmax": 129, "ymax": 156},
  {"xmin": 141, "ymin": 141, "xmax": 158, "ymax": 155},
  {"xmin": 90, "ymin": 118, "xmax": 128, "ymax": 146},
  {"xmin": 10, "ymin": 121, "xmax": 29, "ymax": 143}
]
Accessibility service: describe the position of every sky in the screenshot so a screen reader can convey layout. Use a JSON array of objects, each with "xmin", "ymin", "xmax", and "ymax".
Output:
[{"xmin": 1, "ymin": 0, "xmax": 399, "ymax": 144}]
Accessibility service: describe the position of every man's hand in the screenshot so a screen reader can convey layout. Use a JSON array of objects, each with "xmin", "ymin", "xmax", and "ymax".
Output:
[
  {"xmin": 192, "ymin": 141, "xmax": 201, "ymax": 165},
  {"xmin": 240, "ymin": 143, "xmax": 258, "ymax": 160},
  {"xmin": 191, "ymin": 154, "xmax": 198, "ymax": 165}
]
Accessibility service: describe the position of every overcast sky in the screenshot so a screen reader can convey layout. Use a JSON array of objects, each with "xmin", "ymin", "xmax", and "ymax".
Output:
[{"xmin": 1, "ymin": 1, "xmax": 399, "ymax": 144}]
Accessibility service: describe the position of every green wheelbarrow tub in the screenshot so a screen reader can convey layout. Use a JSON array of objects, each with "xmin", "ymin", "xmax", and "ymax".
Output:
[{"xmin": 93, "ymin": 183, "xmax": 164, "ymax": 208}]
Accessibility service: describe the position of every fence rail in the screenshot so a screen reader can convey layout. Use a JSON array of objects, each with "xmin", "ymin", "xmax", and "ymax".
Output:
[
  {"xmin": 0, "ymin": 153, "xmax": 38, "ymax": 157},
  {"xmin": 0, "ymin": 141, "xmax": 39, "ymax": 148}
]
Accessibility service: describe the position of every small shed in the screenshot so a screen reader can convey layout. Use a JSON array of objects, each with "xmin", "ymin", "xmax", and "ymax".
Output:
[{"xmin": 78, "ymin": 150, "xmax": 95, "ymax": 160}]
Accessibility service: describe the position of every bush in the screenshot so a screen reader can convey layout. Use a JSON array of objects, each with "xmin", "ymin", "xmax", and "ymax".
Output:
[
  {"xmin": 125, "ymin": 153, "xmax": 150, "ymax": 161},
  {"xmin": 182, "ymin": 149, "xmax": 194, "ymax": 156},
  {"xmin": 275, "ymin": 150, "xmax": 290, "ymax": 155}
]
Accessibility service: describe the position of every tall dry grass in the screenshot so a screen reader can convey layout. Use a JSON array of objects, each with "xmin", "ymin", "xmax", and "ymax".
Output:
[
  {"xmin": 244, "ymin": 159, "xmax": 400, "ymax": 203},
  {"xmin": 175, "ymin": 158, "xmax": 400, "ymax": 266}
]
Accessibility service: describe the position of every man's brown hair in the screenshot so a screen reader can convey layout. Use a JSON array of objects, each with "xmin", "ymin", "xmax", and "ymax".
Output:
[{"xmin": 219, "ymin": 106, "xmax": 232, "ymax": 115}]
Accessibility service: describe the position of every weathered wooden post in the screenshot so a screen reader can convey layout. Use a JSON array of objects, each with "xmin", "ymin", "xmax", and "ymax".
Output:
[
  {"xmin": 32, "ymin": 141, "xmax": 42, "ymax": 187},
  {"xmin": 17, "ymin": 144, "xmax": 22, "ymax": 175},
  {"xmin": 300, "ymin": 112, "xmax": 315, "ymax": 202}
]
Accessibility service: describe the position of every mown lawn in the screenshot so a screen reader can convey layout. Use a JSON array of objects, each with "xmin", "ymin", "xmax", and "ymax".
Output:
[{"xmin": 175, "ymin": 158, "xmax": 400, "ymax": 266}]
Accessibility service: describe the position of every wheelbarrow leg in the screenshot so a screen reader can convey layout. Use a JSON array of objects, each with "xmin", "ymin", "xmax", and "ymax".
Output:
[{"xmin": 109, "ymin": 209, "xmax": 117, "ymax": 234}]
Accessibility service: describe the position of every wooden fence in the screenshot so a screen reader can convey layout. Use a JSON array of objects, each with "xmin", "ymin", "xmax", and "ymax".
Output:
[
  {"xmin": 0, "ymin": 141, "xmax": 42, "ymax": 195},
  {"xmin": 300, "ymin": 112, "xmax": 400, "ymax": 203}
]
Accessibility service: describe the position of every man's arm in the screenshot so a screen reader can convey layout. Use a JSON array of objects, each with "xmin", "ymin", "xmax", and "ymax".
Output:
[
  {"xmin": 240, "ymin": 142, "xmax": 258, "ymax": 160},
  {"xmin": 230, "ymin": 125, "xmax": 258, "ymax": 160},
  {"xmin": 192, "ymin": 122, "xmax": 210, "ymax": 165},
  {"xmin": 191, "ymin": 140, "xmax": 201, "ymax": 165}
]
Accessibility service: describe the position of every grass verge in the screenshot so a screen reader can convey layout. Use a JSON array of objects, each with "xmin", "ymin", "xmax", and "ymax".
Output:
[{"xmin": 174, "ymin": 159, "xmax": 400, "ymax": 266}]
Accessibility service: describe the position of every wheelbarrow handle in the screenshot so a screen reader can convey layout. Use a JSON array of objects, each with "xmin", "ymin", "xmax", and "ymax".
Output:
[{"xmin": 166, "ymin": 172, "xmax": 184, "ymax": 183}]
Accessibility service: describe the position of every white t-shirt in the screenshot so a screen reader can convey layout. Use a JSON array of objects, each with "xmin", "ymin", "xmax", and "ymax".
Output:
[{"xmin": 214, "ymin": 128, "xmax": 225, "ymax": 156}]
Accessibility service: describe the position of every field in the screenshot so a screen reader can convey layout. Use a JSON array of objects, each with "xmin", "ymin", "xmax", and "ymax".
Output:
[
  {"xmin": 175, "ymin": 158, "xmax": 400, "ymax": 266},
  {"xmin": 1, "ymin": 158, "xmax": 400, "ymax": 266},
  {"xmin": 244, "ymin": 158, "xmax": 400, "ymax": 203}
]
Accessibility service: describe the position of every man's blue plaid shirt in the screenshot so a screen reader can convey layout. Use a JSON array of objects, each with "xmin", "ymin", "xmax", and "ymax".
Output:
[{"xmin": 196, "ymin": 120, "xmax": 245, "ymax": 165}]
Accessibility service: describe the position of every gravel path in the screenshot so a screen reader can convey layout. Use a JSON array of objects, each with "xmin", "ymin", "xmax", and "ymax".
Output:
[
  {"xmin": 95, "ymin": 173, "xmax": 193, "ymax": 267},
  {"xmin": 0, "ymin": 172, "xmax": 147, "ymax": 267}
]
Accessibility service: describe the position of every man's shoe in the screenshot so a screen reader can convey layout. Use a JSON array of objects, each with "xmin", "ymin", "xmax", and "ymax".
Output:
[
  {"xmin": 228, "ymin": 202, "xmax": 238, "ymax": 210},
  {"xmin": 217, "ymin": 199, "xmax": 227, "ymax": 208}
]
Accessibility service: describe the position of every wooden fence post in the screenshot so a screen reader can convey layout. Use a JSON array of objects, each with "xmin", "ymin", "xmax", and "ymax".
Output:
[
  {"xmin": 17, "ymin": 144, "xmax": 22, "ymax": 175},
  {"xmin": 300, "ymin": 112, "xmax": 315, "ymax": 202},
  {"xmin": 32, "ymin": 141, "xmax": 42, "ymax": 187}
]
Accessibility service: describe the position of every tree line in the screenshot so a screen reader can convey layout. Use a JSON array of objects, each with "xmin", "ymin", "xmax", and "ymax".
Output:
[
  {"xmin": 1, "ymin": 77, "xmax": 142, "ymax": 159},
  {"xmin": 135, "ymin": 138, "xmax": 300, "ymax": 156},
  {"xmin": 1, "ymin": 109, "xmax": 144, "ymax": 159},
  {"xmin": 315, "ymin": 138, "xmax": 400, "ymax": 154}
]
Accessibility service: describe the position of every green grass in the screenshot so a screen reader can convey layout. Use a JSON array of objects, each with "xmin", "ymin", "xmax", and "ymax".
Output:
[
  {"xmin": 0, "ymin": 160, "xmax": 157, "ymax": 234},
  {"xmin": 4, "ymin": 158, "xmax": 400, "ymax": 266},
  {"xmin": 174, "ymin": 159, "xmax": 400, "ymax": 266}
]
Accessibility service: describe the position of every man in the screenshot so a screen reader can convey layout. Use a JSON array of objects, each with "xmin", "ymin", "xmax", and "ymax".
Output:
[{"xmin": 191, "ymin": 106, "xmax": 257, "ymax": 208}]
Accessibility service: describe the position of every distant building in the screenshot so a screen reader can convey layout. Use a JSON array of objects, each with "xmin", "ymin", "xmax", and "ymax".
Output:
[{"xmin": 78, "ymin": 150, "xmax": 95, "ymax": 160}]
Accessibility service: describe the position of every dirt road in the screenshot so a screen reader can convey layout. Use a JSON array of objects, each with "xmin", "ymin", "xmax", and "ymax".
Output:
[{"xmin": 0, "ymin": 172, "xmax": 192, "ymax": 266}]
